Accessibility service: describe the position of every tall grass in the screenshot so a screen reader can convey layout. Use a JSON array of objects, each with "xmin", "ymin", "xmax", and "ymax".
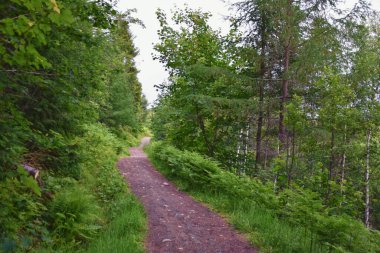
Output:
[
  {"xmin": 193, "ymin": 192, "xmax": 326, "ymax": 253},
  {"xmin": 84, "ymin": 193, "xmax": 146, "ymax": 253}
]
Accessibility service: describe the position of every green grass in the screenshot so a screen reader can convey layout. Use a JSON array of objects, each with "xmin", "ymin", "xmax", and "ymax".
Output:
[
  {"xmin": 192, "ymin": 192, "xmax": 325, "ymax": 253},
  {"xmin": 84, "ymin": 193, "xmax": 146, "ymax": 253},
  {"xmin": 146, "ymin": 143, "xmax": 329, "ymax": 253}
]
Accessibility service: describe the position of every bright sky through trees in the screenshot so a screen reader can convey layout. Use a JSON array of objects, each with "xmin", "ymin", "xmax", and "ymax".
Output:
[{"xmin": 117, "ymin": 0, "xmax": 380, "ymax": 106}]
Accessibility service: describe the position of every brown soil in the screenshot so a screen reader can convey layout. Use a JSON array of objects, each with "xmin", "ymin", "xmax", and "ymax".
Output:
[{"xmin": 118, "ymin": 137, "xmax": 258, "ymax": 253}]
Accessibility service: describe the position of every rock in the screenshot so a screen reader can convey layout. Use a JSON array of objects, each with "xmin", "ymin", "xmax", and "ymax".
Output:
[{"xmin": 162, "ymin": 239, "xmax": 172, "ymax": 243}]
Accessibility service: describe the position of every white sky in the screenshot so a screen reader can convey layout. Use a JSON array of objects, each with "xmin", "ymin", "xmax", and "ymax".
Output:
[{"xmin": 117, "ymin": 0, "xmax": 380, "ymax": 106}]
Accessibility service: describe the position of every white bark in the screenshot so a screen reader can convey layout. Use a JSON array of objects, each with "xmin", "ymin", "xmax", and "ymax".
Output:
[{"xmin": 365, "ymin": 128, "xmax": 371, "ymax": 228}]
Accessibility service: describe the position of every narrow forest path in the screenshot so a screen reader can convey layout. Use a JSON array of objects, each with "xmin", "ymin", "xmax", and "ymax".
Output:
[{"xmin": 117, "ymin": 138, "xmax": 257, "ymax": 253}]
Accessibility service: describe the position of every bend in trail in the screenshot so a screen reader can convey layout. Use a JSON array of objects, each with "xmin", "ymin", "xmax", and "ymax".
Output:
[{"xmin": 118, "ymin": 137, "xmax": 258, "ymax": 253}]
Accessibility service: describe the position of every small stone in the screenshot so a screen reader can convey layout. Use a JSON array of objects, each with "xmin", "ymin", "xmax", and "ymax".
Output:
[
  {"xmin": 162, "ymin": 239, "xmax": 172, "ymax": 243},
  {"xmin": 178, "ymin": 247, "xmax": 184, "ymax": 250},
  {"xmin": 163, "ymin": 182, "xmax": 169, "ymax": 186}
]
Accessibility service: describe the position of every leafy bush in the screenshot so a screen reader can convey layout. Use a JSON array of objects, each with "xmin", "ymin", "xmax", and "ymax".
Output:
[
  {"xmin": 0, "ymin": 100, "xmax": 29, "ymax": 173},
  {"xmin": 0, "ymin": 168, "xmax": 47, "ymax": 252},
  {"xmin": 30, "ymin": 130, "xmax": 81, "ymax": 179},
  {"xmin": 47, "ymin": 185, "xmax": 101, "ymax": 244},
  {"xmin": 149, "ymin": 142, "xmax": 278, "ymax": 208},
  {"xmin": 76, "ymin": 123, "xmax": 120, "ymax": 169},
  {"xmin": 75, "ymin": 123, "xmax": 126, "ymax": 207}
]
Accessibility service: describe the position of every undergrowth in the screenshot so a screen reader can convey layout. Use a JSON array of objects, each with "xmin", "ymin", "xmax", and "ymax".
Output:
[
  {"xmin": 146, "ymin": 141, "xmax": 380, "ymax": 253},
  {"xmin": 1, "ymin": 123, "xmax": 146, "ymax": 253}
]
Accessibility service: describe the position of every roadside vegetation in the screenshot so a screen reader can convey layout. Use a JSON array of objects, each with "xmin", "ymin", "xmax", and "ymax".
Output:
[
  {"xmin": 0, "ymin": 1, "xmax": 147, "ymax": 252},
  {"xmin": 147, "ymin": 142, "xmax": 380, "ymax": 253}
]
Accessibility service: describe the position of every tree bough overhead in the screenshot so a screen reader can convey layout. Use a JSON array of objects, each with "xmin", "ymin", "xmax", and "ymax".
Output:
[{"xmin": 151, "ymin": 1, "xmax": 380, "ymax": 250}]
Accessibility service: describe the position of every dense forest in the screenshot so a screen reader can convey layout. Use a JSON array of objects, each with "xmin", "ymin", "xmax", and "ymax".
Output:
[
  {"xmin": 1, "ymin": 0, "xmax": 147, "ymax": 252},
  {"xmin": 2, "ymin": 0, "xmax": 380, "ymax": 252},
  {"xmin": 150, "ymin": 0, "xmax": 380, "ymax": 251}
]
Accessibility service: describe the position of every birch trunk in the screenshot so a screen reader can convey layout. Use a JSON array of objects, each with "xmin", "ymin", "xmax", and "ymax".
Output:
[{"xmin": 365, "ymin": 128, "xmax": 371, "ymax": 228}]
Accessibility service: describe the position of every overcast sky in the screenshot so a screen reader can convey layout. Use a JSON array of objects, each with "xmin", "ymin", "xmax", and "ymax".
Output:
[{"xmin": 117, "ymin": 0, "xmax": 380, "ymax": 106}]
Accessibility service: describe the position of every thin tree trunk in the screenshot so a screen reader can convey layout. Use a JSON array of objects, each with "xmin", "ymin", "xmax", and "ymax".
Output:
[
  {"xmin": 340, "ymin": 125, "xmax": 347, "ymax": 201},
  {"xmin": 365, "ymin": 128, "xmax": 372, "ymax": 228},
  {"xmin": 195, "ymin": 107, "xmax": 213, "ymax": 156},
  {"xmin": 326, "ymin": 128, "xmax": 335, "ymax": 202},
  {"xmin": 264, "ymin": 139, "xmax": 269, "ymax": 170},
  {"xmin": 244, "ymin": 124, "xmax": 250, "ymax": 166},
  {"xmin": 279, "ymin": 0, "xmax": 292, "ymax": 153},
  {"xmin": 329, "ymin": 128, "xmax": 335, "ymax": 182},
  {"xmin": 288, "ymin": 125, "xmax": 296, "ymax": 187},
  {"xmin": 278, "ymin": 48, "xmax": 289, "ymax": 152},
  {"xmin": 237, "ymin": 129, "xmax": 243, "ymax": 157},
  {"xmin": 286, "ymin": 134, "xmax": 290, "ymax": 184},
  {"xmin": 256, "ymin": 80, "xmax": 264, "ymax": 170},
  {"xmin": 255, "ymin": 30, "xmax": 267, "ymax": 170},
  {"xmin": 278, "ymin": 48, "xmax": 290, "ymax": 152}
]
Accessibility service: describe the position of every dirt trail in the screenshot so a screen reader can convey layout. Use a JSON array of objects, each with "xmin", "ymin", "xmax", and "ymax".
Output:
[{"xmin": 118, "ymin": 138, "xmax": 257, "ymax": 253}]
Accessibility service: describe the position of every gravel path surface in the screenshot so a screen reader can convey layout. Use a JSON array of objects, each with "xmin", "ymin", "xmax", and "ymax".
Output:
[{"xmin": 118, "ymin": 137, "xmax": 257, "ymax": 253}]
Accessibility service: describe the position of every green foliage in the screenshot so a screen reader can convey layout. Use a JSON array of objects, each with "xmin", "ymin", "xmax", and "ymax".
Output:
[
  {"xmin": 147, "ymin": 142, "xmax": 380, "ymax": 252},
  {"xmin": 0, "ymin": 0, "xmax": 147, "ymax": 251},
  {"xmin": 152, "ymin": 0, "xmax": 380, "ymax": 238},
  {"xmin": 84, "ymin": 193, "xmax": 146, "ymax": 253},
  {"xmin": 0, "ymin": 168, "xmax": 46, "ymax": 252},
  {"xmin": 76, "ymin": 123, "xmax": 120, "ymax": 167},
  {"xmin": 0, "ymin": 100, "xmax": 30, "ymax": 172},
  {"xmin": 47, "ymin": 185, "xmax": 101, "ymax": 244}
]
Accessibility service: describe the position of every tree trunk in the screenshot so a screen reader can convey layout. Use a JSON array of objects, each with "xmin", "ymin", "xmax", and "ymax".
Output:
[
  {"xmin": 365, "ymin": 128, "xmax": 372, "ymax": 228},
  {"xmin": 278, "ymin": 1, "xmax": 291, "ymax": 153},
  {"xmin": 325, "ymin": 128, "xmax": 335, "ymax": 202},
  {"xmin": 256, "ymin": 81, "xmax": 264, "ymax": 170},
  {"xmin": 255, "ymin": 29, "xmax": 267, "ymax": 171},
  {"xmin": 278, "ymin": 46, "xmax": 289, "ymax": 152},
  {"xmin": 329, "ymin": 128, "xmax": 335, "ymax": 182},
  {"xmin": 340, "ymin": 125, "xmax": 347, "ymax": 202},
  {"xmin": 288, "ymin": 126, "xmax": 296, "ymax": 187},
  {"xmin": 196, "ymin": 109, "xmax": 213, "ymax": 156}
]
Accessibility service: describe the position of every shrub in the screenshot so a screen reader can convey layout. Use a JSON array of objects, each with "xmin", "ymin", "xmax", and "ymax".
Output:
[
  {"xmin": 47, "ymin": 185, "xmax": 101, "ymax": 244},
  {"xmin": 148, "ymin": 142, "xmax": 278, "ymax": 208},
  {"xmin": 76, "ymin": 123, "xmax": 120, "ymax": 169},
  {"xmin": 0, "ymin": 168, "xmax": 47, "ymax": 252},
  {"xmin": 75, "ymin": 123, "xmax": 127, "ymax": 207}
]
